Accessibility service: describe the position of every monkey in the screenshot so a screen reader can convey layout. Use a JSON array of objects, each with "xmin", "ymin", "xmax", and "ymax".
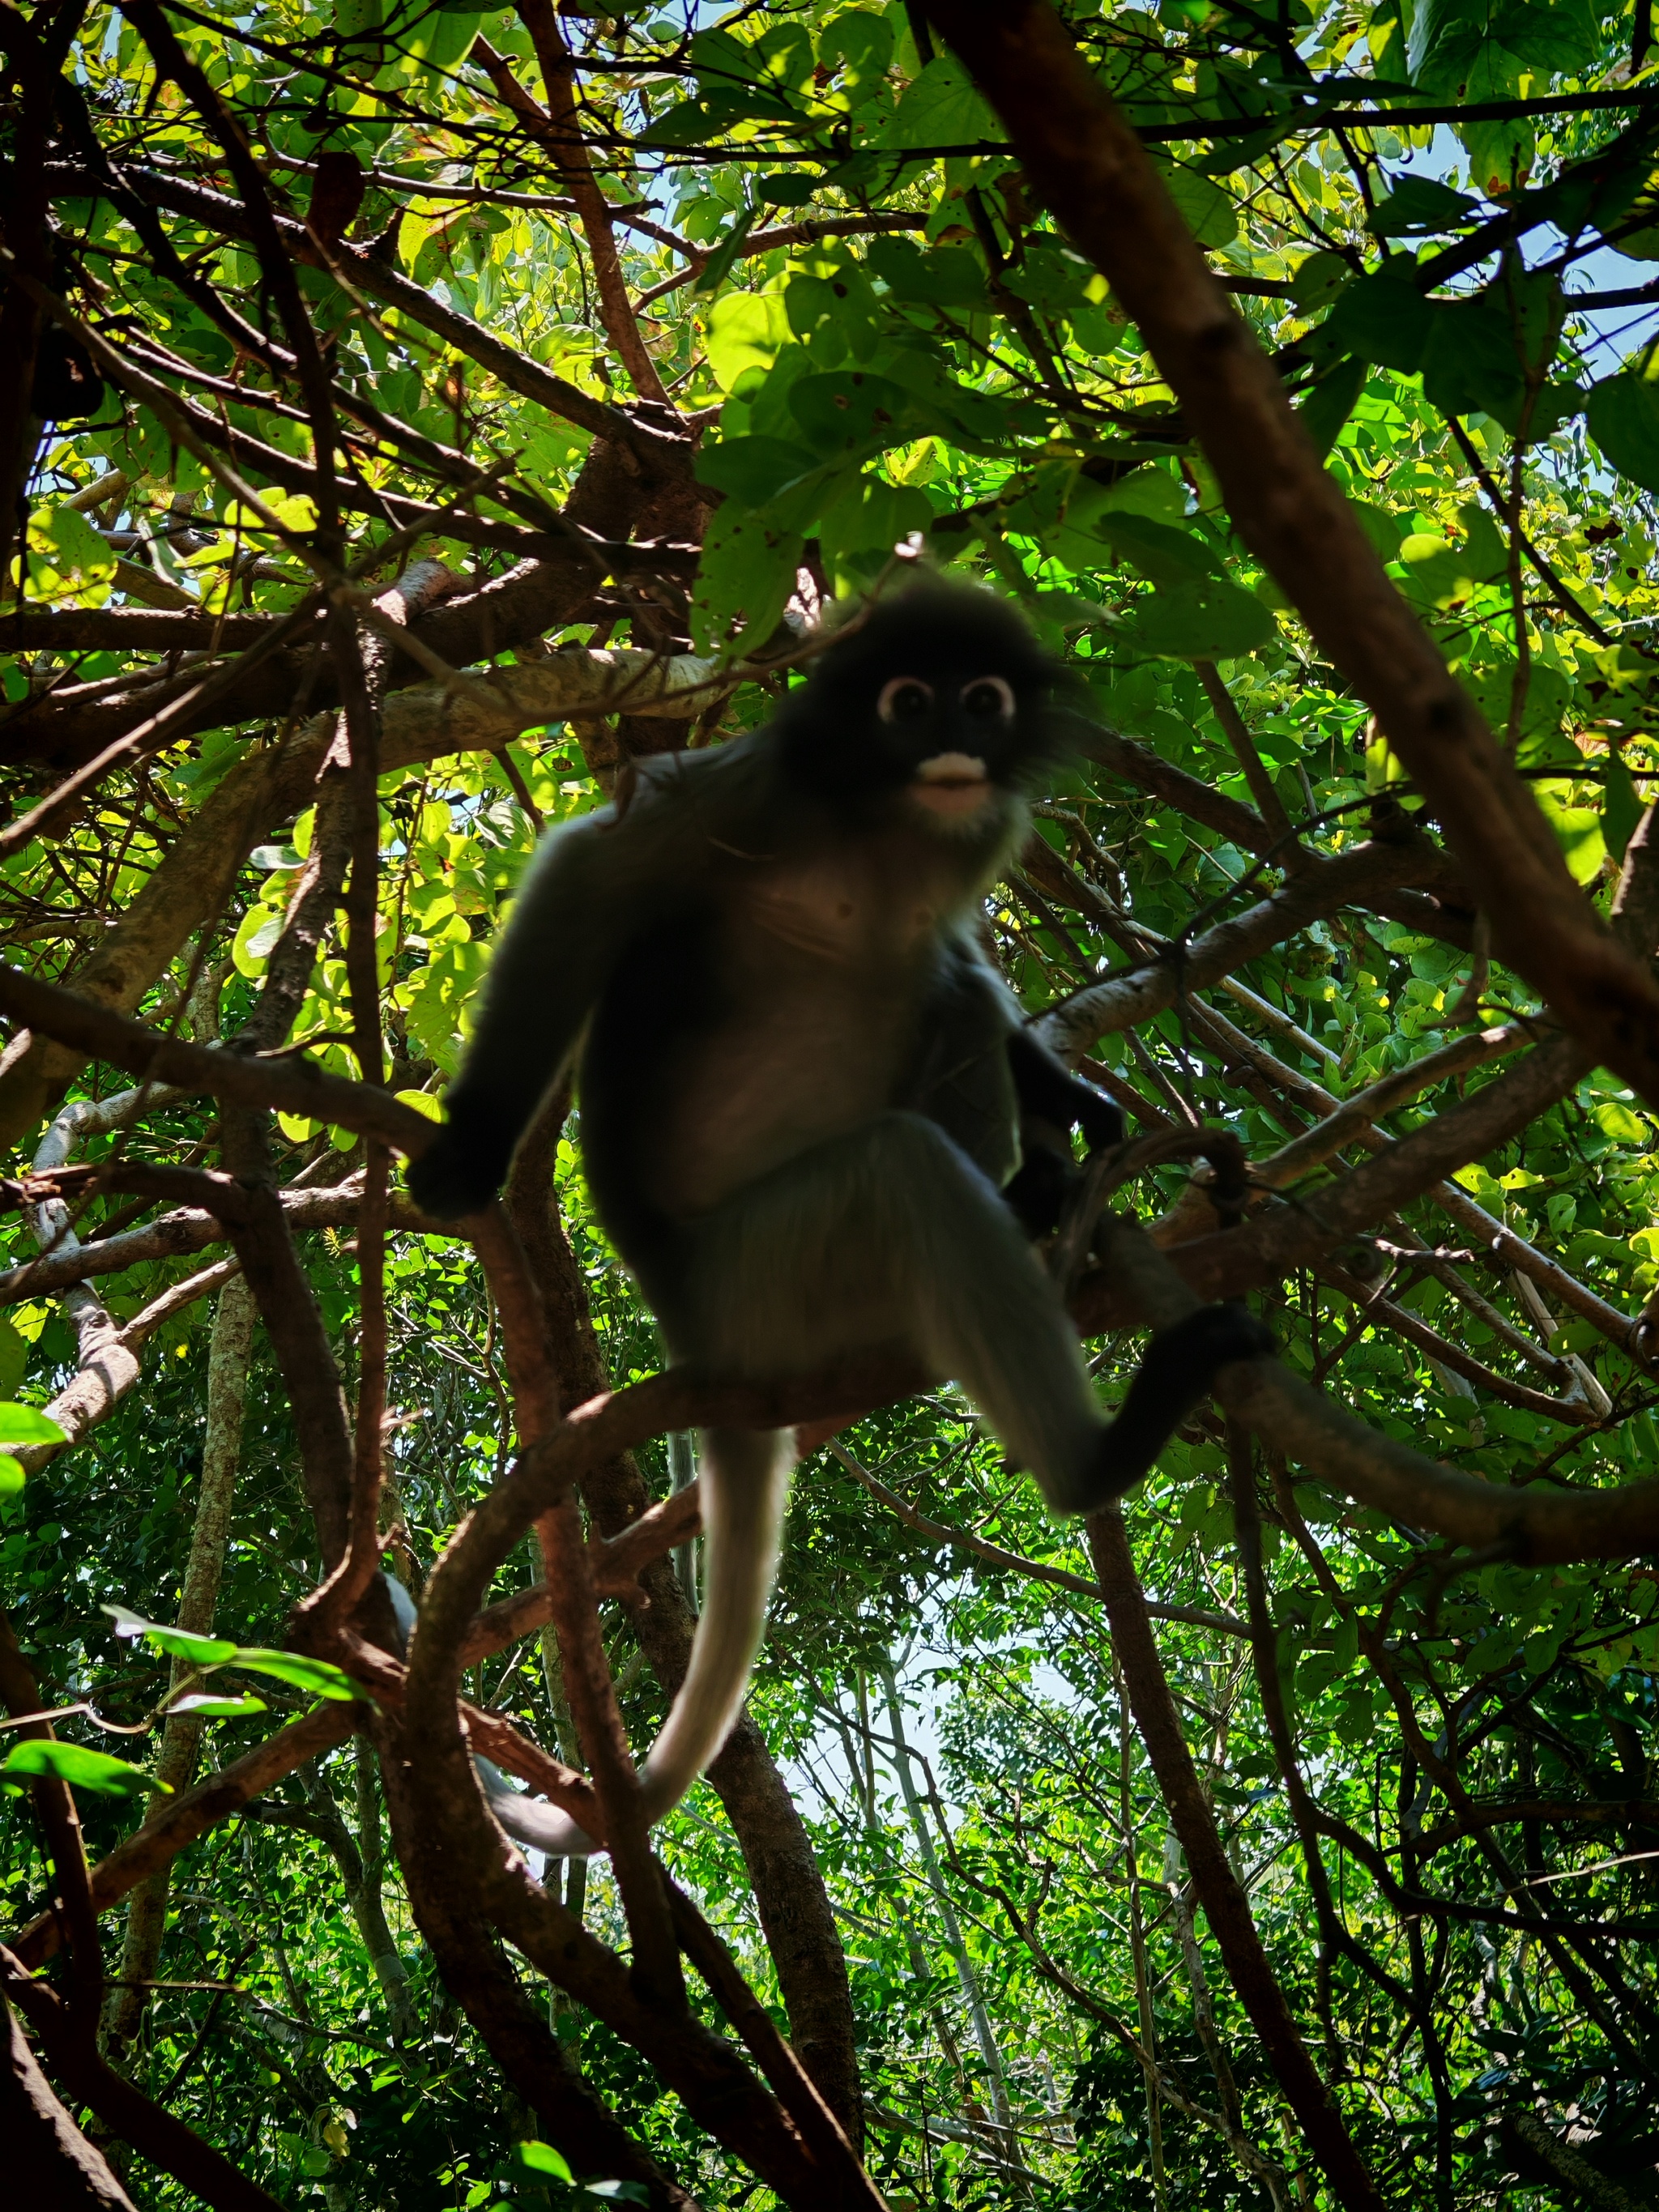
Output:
[{"xmin": 407, "ymin": 578, "xmax": 1274, "ymax": 1856}]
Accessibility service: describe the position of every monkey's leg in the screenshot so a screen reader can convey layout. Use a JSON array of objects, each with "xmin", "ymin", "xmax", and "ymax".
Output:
[
  {"xmin": 676, "ymin": 1112, "xmax": 1270, "ymax": 1518},
  {"xmin": 665, "ymin": 1113, "xmax": 1101, "ymax": 1507},
  {"xmin": 505, "ymin": 1122, "xmax": 1269, "ymax": 1858}
]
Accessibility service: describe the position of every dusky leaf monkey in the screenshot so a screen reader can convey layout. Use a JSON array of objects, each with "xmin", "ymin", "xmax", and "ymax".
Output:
[{"xmin": 409, "ymin": 580, "xmax": 1273, "ymax": 1854}]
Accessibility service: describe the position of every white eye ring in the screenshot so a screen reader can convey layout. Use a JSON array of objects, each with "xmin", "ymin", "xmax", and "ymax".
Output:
[
  {"xmin": 878, "ymin": 676, "xmax": 934, "ymax": 722},
  {"xmin": 961, "ymin": 675, "xmax": 1015, "ymax": 719}
]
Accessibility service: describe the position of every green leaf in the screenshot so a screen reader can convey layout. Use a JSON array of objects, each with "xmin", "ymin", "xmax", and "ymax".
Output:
[
  {"xmin": 1460, "ymin": 115, "xmax": 1536, "ymax": 202},
  {"xmin": 1094, "ymin": 513, "xmax": 1218, "ymax": 586},
  {"xmin": 1420, "ymin": 293, "xmax": 1525, "ymax": 423},
  {"xmin": 104, "ymin": 1605, "xmax": 241, "ymax": 1663},
  {"xmin": 232, "ymin": 897, "xmax": 287, "ymax": 978},
  {"xmin": 753, "ymin": 21, "xmax": 814, "ymax": 95},
  {"xmin": 636, "ymin": 99, "xmax": 723, "ymax": 150},
  {"xmin": 884, "ymin": 56, "xmax": 1000, "ymax": 150},
  {"xmin": 1290, "ymin": 251, "xmax": 1351, "ymax": 310},
  {"xmin": 1587, "ymin": 372, "xmax": 1659, "ymax": 496},
  {"xmin": 865, "ymin": 236, "xmax": 989, "ymax": 308},
  {"xmin": 690, "ymin": 507, "xmax": 804, "ymax": 654},
  {"xmin": 1298, "ymin": 356, "xmax": 1367, "ymax": 458},
  {"xmin": 1456, "ymin": 500, "xmax": 1510, "ymax": 582},
  {"xmin": 1350, "ymin": 500, "xmax": 1406, "ymax": 561},
  {"xmin": 702, "ymin": 291, "xmax": 791, "ymax": 394},
  {"xmin": 694, "ymin": 435, "xmax": 821, "ymax": 509},
  {"xmin": 166, "ymin": 1691, "xmax": 269, "ymax": 1718},
  {"xmin": 1536, "ymin": 781, "xmax": 1607, "ymax": 884},
  {"xmin": 1408, "ymin": 0, "xmax": 1599, "ymax": 100},
  {"xmin": 516, "ymin": 2141, "xmax": 576, "ymax": 2182},
  {"xmin": 817, "ymin": 473, "xmax": 933, "ymax": 574},
  {"xmin": 787, "ymin": 369, "xmax": 915, "ymax": 456},
  {"xmin": 1154, "ymin": 160, "xmax": 1239, "ymax": 249},
  {"xmin": 1396, "ymin": 532, "xmax": 1478, "ymax": 610},
  {"xmin": 1368, "ymin": 177, "xmax": 1482, "ymax": 237},
  {"xmin": 2, "ymin": 1739, "xmax": 169, "ymax": 1798},
  {"xmin": 1128, "ymin": 578, "xmax": 1276, "ymax": 660},
  {"xmin": 1323, "ymin": 265, "xmax": 1436, "ymax": 376},
  {"xmin": 1605, "ymin": 753, "xmax": 1645, "ymax": 866},
  {"xmin": 0, "ymin": 1455, "xmax": 21, "ymax": 1496},
  {"xmin": 1461, "ymin": 662, "xmax": 1573, "ymax": 764},
  {"xmin": 27, "ymin": 502, "xmax": 117, "ymax": 589},
  {"xmin": 0, "ymin": 1400, "xmax": 64, "ymax": 1446},
  {"xmin": 230, "ymin": 1649, "xmax": 359, "ymax": 1701},
  {"xmin": 690, "ymin": 206, "xmax": 759, "ymax": 298},
  {"xmin": 755, "ymin": 171, "xmax": 817, "ymax": 207},
  {"xmin": 817, "ymin": 9, "xmax": 893, "ymax": 104},
  {"xmin": 1595, "ymin": 1098, "xmax": 1647, "ymax": 1144},
  {"xmin": 1096, "ymin": 469, "xmax": 1188, "ymax": 524}
]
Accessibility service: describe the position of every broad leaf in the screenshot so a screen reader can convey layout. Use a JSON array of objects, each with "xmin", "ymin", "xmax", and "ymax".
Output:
[
  {"xmin": 787, "ymin": 369, "xmax": 915, "ymax": 457},
  {"xmin": 1409, "ymin": 0, "xmax": 1599, "ymax": 100},
  {"xmin": 104, "ymin": 1607, "xmax": 240, "ymax": 1664},
  {"xmin": 883, "ymin": 56, "xmax": 1000, "ymax": 150},
  {"xmin": 1587, "ymin": 373, "xmax": 1659, "ymax": 496},
  {"xmin": 230, "ymin": 1649, "xmax": 359, "ymax": 1701},
  {"xmin": 1323, "ymin": 264, "xmax": 1437, "ymax": 376},
  {"xmin": 1128, "ymin": 578, "xmax": 1276, "ymax": 660},
  {"xmin": 694, "ymin": 435, "xmax": 821, "ymax": 509},
  {"xmin": 2, "ymin": 1739, "xmax": 168, "ymax": 1798},
  {"xmin": 702, "ymin": 291, "xmax": 792, "ymax": 394},
  {"xmin": 0, "ymin": 1402, "xmax": 65, "ymax": 1446},
  {"xmin": 1369, "ymin": 177, "xmax": 1482, "ymax": 237}
]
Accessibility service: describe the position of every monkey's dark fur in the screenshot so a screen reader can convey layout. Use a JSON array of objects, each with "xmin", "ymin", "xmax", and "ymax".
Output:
[{"xmin": 409, "ymin": 580, "xmax": 1273, "ymax": 1854}]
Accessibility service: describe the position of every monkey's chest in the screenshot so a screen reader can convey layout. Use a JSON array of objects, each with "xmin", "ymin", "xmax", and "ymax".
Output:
[{"xmin": 651, "ymin": 858, "xmax": 947, "ymax": 1215}]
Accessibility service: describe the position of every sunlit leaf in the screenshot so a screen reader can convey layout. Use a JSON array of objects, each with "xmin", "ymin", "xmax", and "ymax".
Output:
[
  {"xmin": 2, "ymin": 1739, "xmax": 168, "ymax": 1798},
  {"xmin": 0, "ymin": 1402, "xmax": 64, "ymax": 1446}
]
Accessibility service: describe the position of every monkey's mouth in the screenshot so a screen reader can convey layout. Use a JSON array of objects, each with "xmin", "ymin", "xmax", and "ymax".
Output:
[{"xmin": 911, "ymin": 752, "xmax": 991, "ymax": 816}]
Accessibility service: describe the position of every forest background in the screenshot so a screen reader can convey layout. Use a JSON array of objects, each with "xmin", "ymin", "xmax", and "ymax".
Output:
[{"xmin": 12, "ymin": 2, "xmax": 1659, "ymax": 2209}]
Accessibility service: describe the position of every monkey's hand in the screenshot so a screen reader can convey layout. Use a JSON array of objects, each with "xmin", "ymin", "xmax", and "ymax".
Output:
[
  {"xmin": 405, "ymin": 1106, "xmax": 514, "ymax": 1221},
  {"xmin": 1003, "ymin": 1142, "xmax": 1073, "ymax": 1238},
  {"xmin": 1006, "ymin": 1028, "xmax": 1124, "ymax": 1152}
]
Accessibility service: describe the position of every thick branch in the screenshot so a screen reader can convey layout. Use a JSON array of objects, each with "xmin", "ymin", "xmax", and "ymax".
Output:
[
  {"xmin": 1040, "ymin": 841, "xmax": 1452, "ymax": 1061},
  {"xmin": 923, "ymin": 0, "xmax": 1659, "ymax": 1106}
]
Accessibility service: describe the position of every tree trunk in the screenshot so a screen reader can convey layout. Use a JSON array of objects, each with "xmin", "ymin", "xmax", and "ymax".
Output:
[{"xmin": 102, "ymin": 1274, "xmax": 255, "ymax": 2062}]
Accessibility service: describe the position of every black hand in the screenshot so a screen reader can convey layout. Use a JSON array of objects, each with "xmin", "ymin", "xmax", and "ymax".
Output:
[
  {"xmin": 405, "ymin": 1102, "xmax": 516, "ymax": 1219},
  {"xmin": 1007, "ymin": 1027, "xmax": 1124, "ymax": 1150},
  {"xmin": 1003, "ymin": 1144, "xmax": 1074, "ymax": 1238}
]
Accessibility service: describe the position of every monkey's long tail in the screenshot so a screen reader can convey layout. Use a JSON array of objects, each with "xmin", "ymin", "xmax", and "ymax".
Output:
[{"xmin": 484, "ymin": 1427, "xmax": 793, "ymax": 1860}]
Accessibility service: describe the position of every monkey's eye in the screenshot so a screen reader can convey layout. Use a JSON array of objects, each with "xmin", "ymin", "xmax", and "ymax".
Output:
[
  {"xmin": 961, "ymin": 676, "xmax": 1015, "ymax": 720},
  {"xmin": 878, "ymin": 676, "xmax": 934, "ymax": 723}
]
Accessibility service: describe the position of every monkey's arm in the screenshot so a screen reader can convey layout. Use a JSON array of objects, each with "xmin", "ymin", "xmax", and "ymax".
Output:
[
  {"xmin": 407, "ymin": 812, "xmax": 637, "ymax": 1218},
  {"xmin": 1002, "ymin": 1025, "xmax": 1124, "ymax": 1238}
]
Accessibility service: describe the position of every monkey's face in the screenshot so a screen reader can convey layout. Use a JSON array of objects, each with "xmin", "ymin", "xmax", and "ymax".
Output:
[
  {"xmin": 874, "ymin": 670, "xmax": 1021, "ymax": 829},
  {"xmin": 776, "ymin": 581, "xmax": 1069, "ymax": 832}
]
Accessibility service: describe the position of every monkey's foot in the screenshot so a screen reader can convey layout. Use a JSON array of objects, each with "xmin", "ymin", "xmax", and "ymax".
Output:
[
  {"xmin": 1057, "ymin": 1302, "xmax": 1277, "ymax": 1515},
  {"xmin": 405, "ymin": 1132, "xmax": 505, "ymax": 1221}
]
